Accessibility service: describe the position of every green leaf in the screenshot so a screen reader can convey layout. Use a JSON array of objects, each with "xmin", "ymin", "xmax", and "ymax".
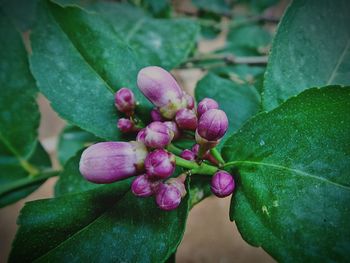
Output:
[
  {"xmin": 57, "ymin": 125, "xmax": 100, "ymax": 165},
  {"xmin": 235, "ymin": 0, "xmax": 279, "ymax": 13},
  {"xmin": 263, "ymin": 0, "xmax": 350, "ymax": 110},
  {"xmin": 195, "ymin": 73, "xmax": 261, "ymax": 135},
  {"xmin": 11, "ymin": 157, "xmax": 190, "ymax": 262},
  {"xmin": 30, "ymin": 0, "xmax": 152, "ymax": 141},
  {"xmin": 0, "ymin": 9, "xmax": 39, "ymax": 159},
  {"xmin": 91, "ymin": 1, "xmax": 199, "ymax": 70},
  {"xmin": 192, "ymin": 0, "xmax": 232, "ymax": 14},
  {"xmin": 0, "ymin": 142, "xmax": 51, "ymax": 208},
  {"xmin": 222, "ymin": 86, "xmax": 350, "ymax": 261}
]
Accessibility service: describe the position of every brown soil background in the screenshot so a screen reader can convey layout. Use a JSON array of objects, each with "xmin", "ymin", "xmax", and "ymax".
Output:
[{"xmin": 0, "ymin": 1, "xmax": 289, "ymax": 261}]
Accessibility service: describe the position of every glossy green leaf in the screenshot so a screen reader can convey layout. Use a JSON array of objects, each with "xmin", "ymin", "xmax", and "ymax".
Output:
[
  {"xmin": 195, "ymin": 73, "xmax": 260, "ymax": 136},
  {"xmin": 57, "ymin": 125, "xmax": 101, "ymax": 165},
  {"xmin": 222, "ymin": 86, "xmax": 350, "ymax": 262},
  {"xmin": 30, "ymin": 0, "xmax": 152, "ymax": 141},
  {"xmin": 0, "ymin": 142, "xmax": 51, "ymax": 208},
  {"xmin": 0, "ymin": 9, "xmax": 39, "ymax": 159},
  {"xmin": 11, "ymin": 154, "xmax": 190, "ymax": 262},
  {"xmin": 91, "ymin": 1, "xmax": 199, "ymax": 70},
  {"xmin": 263, "ymin": 0, "xmax": 350, "ymax": 110}
]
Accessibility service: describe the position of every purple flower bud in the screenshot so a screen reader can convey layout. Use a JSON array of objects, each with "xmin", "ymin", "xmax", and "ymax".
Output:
[
  {"xmin": 144, "ymin": 121, "xmax": 174, "ymax": 148},
  {"xmin": 166, "ymin": 175, "xmax": 187, "ymax": 198},
  {"xmin": 151, "ymin": 108, "xmax": 164, "ymax": 122},
  {"xmin": 197, "ymin": 109, "xmax": 228, "ymax": 141},
  {"xmin": 131, "ymin": 174, "xmax": 155, "ymax": 197},
  {"xmin": 185, "ymin": 94, "xmax": 195, "ymax": 110},
  {"xmin": 163, "ymin": 121, "xmax": 181, "ymax": 140},
  {"xmin": 79, "ymin": 141, "xmax": 147, "ymax": 184},
  {"xmin": 136, "ymin": 128, "xmax": 146, "ymax": 143},
  {"xmin": 211, "ymin": 171, "xmax": 235, "ymax": 198},
  {"xmin": 155, "ymin": 183, "xmax": 182, "ymax": 211},
  {"xmin": 145, "ymin": 149, "xmax": 175, "ymax": 179},
  {"xmin": 137, "ymin": 66, "xmax": 187, "ymax": 119},
  {"xmin": 191, "ymin": 144, "xmax": 219, "ymax": 165},
  {"xmin": 114, "ymin": 88, "xmax": 135, "ymax": 116},
  {"xmin": 197, "ymin": 98, "xmax": 219, "ymax": 117},
  {"xmin": 117, "ymin": 118, "xmax": 134, "ymax": 133},
  {"xmin": 175, "ymin": 109, "xmax": 198, "ymax": 131},
  {"xmin": 180, "ymin": 149, "xmax": 195, "ymax": 161}
]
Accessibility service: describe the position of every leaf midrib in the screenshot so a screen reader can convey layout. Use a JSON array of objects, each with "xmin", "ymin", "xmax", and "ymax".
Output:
[
  {"xmin": 225, "ymin": 160, "xmax": 350, "ymax": 190},
  {"xmin": 33, "ymin": 189, "xmax": 130, "ymax": 262},
  {"xmin": 327, "ymin": 38, "xmax": 350, "ymax": 85}
]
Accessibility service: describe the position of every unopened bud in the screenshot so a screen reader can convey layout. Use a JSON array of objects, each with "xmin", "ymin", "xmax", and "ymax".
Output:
[
  {"xmin": 155, "ymin": 183, "xmax": 182, "ymax": 211},
  {"xmin": 145, "ymin": 149, "xmax": 175, "ymax": 179},
  {"xmin": 185, "ymin": 94, "xmax": 195, "ymax": 110},
  {"xmin": 114, "ymin": 88, "xmax": 135, "ymax": 116},
  {"xmin": 79, "ymin": 141, "xmax": 147, "ymax": 184},
  {"xmin": 197, "ymin": 98, "xmax": 219, "ymax": 117},
  {"xmin": 117, "ymin": 118, "xmax": 137, "ymax": 133},
  {"xmin": 175, "ymin": 108, "xmax": 198, "ymax": 131},
  {"xmin": 197, "ymin": 109, "xmax": 228, "ymax": 142},
  {"xmin": 163, "ymin": 121, "xmax": 181, "ymax": 140},
  {"xmin": 144, "ymin": 121, "xmax": 174, "ymax": 148},
  {"xmin": 150, "ymin": 108, "xmax": 164, "ymax": 122},
  {"xmin": 180, "ymin": 149, "xmax": 196, "ymax": 161},
  {"xmin": 131, "ymin": 174, "xmax": 155, "ymax": 197},
  {"xmin": 211, "ymin": 171, "xmax": 235, "ymax": 198}
]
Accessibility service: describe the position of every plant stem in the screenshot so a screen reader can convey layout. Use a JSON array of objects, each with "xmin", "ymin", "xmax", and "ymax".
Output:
[
  {"xmin": 0, "ymin": 170, "xmax": 60, "ymax": 198},
  {"xmin": 210, "ymin": 148, "xmax": 225, "ymax": 165},
  {"xmin": 185, "ymin": 53, "xmax": 268, "ymax": 65},
  {"xmin": 167, "ymin": 144, "xmax": 183, "ymax": 156},
  {"xmin": 175, "ymin": 156, "xmax": 218, "ymax": 175}
]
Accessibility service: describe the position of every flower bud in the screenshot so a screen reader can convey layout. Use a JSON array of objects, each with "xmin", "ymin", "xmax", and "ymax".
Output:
[
  {"xmin": 211, "ymin": 171, "xmax": 235, "ymax": 198},
  {"xmin": 180, "ymin": 149, "xmax": 195, "ymax": 161},
  {"xmin": 155, "ymin": 183, "xmax": 182, "ymax": 211},
  {"xmin": 151, "ymin": 108, "xmax": 164, "ymax": 122},
  {"xmin": 175, "ymin": 108, "xmax": 198, "ymax": 131},
  {"xmin": 137, "ymin": 66, "xmax": 187, "ymax": 119},
  {"xmin": 144, "ymin": 121, "xmax": 174, "ymax": 148},
  {"xmin": 136, "ymin": 128, "xmax": 146, "ymax": 143},
  {"xmin": 131, "ymin": 174, "xmax": 155, "ymax": 197},
  {"xmin": 145, "ymin": 149, "xmax": 175, "ymax": 179},
  {"xmin": 197, "ymin": 109, "xmax": 228, "ymax": 141},
  {"xmin": 117, "ymin": 118, "xmax": 136, "ymax": 133},
  {"xmin": 166, "ymin": 175, "xmax": 187, "ymax": 197},
  {"xmin": 79, "ymin": 141, "xmax": 147, "ymax": 184},
  {"xmin": 185, "ymin": 94, "xmax": 195, "ymax": 110},
  {"xmin": 114, "ymin": 88, "xmax": 135, "ymax": 116},
  {"xmin": 163, "ymin": 121, "xmax": 180, "ymax": 140},
  {"xmin": 191, "ymin": 144, "xmax": 219, "ymax": 165},
  {"xmin": 197, "ymin": 98, "xmax": 219, "ymax": 117}
]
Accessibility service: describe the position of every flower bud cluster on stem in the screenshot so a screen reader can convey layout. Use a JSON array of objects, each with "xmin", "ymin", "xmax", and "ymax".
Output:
[{"xmin": 79, "ymin": 66, "xmax": 235, "ymax": 211}]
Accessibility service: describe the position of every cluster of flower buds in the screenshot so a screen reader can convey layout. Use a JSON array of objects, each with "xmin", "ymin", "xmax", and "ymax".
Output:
[{"xmin": 79, "ymin": 66, "xmax": 235, "ymax": 211}]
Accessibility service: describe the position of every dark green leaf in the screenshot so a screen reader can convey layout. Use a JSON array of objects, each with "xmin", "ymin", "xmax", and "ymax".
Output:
[
  {"xmin": 195, "ymin": 73, "xmax": 260, "ymax": 136},
  {"xmin": 11, "ymin": 160, "xmax": 190, "ymax": 262},
  {"xmin": 222, "ymin": 86, "xmax": 350, "ymax": 262},
  {"xmin": 30, "ymin": 0, "xmax": 152, "ymax": 141},
  {"xmin": 263, "ymin": 0, "xmax": 350, "ymax": 110},
  {"xmin": 235, "ymin": 0, "xmax": 279, "ymax": 13},
  {"xmin": 91, "ymin": 1, "xmax": 199, "ymax": 70},
  {"xmin": 0, "ymin": 9, "xmax": 39, "ymax": 158},
  {"xmin": 0, "ymin": 142, "xmax": 51, "ymax": 208},
  {"xmin": 57, "ymin": 125, "xmax": 100, "ymax": 165},
  {"xmin": 192, "ymin": 0, "xmax": 232, "ymax": 14}
]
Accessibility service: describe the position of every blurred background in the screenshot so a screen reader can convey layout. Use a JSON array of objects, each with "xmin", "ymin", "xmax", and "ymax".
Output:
[{"xmin": 0, "ymin": 0, "xmax": 289, "ymax": 261}]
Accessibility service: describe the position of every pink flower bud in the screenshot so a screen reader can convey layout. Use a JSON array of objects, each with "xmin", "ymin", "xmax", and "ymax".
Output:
[
  {"xmin": 114, "ymin": 88, "xmax": 135, "ymax": 115},
  {"xmin": 166, "ymin": 175, "xmax": 187, "ymax": 198},
  {"xmin": 163, "ymin": 121, "xmax": 181, "ymax": 140},
  {"xmin": 131, "ymin": 174, "xmax": 155, "ymax": 197},
  {"xmin": 151, "ymin": 108, "xmax": 164, "ymax": 122},
  {"xmin": 79, "ymin": 141, "xmax": 147, "ymax": 184},
  {"xmin": 155, "ymin": 183, "xmax": 182, "ymax": 211},
  {"xmin": 117, "ymin": 118, "xmax": 135, "ymax": 133},
  {"xmin": 185, "ymin": 94, "xmax": 195, "ymax": 109},
  {"xmin": 197, "ymin": 98, "xmax": 219, "ymax": 117},
  {"xmin": 137, "ymin": 66, "xmax": 187, "ymax": 119},
  {"xmin": 144, "ymin": 121, "xmax": 174, "ymax": 148},
  {"xmin": 180, "ymin": 149, "xmax": 195, "ymax": 161},
  {"xmin": 175, "ymin": 108, "xmax": 198, "ymax": 131},
  {"xmin": 197, "ymin": 109, "xmax": 228, "ymax": 141},
  {"xmin": 136, "ymin": 128, "xmax": 146, "ymax": 143},
  {"xmin": 211, "ymin": 171, "xmax": 235, "ymax": 198},
  {"xmin": 145, "ymin": 149, "xmax": 175, "ymax": 179}
]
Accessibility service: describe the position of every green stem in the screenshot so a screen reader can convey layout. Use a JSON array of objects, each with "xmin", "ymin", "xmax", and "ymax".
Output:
[
  {"xmin": 167, "ymin": 144, "xmax": 183, "ymax": 156},
  {"xmin": 0, "ymin": 170, "xmax": 60, "ymax": 198},
  {"xmin": 175, "ymin": 156, "xmax": 218, "ymax": 175},
  {"xmin": 210, "ymin": 148, "xmax": 225, "ymax": 165}
]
